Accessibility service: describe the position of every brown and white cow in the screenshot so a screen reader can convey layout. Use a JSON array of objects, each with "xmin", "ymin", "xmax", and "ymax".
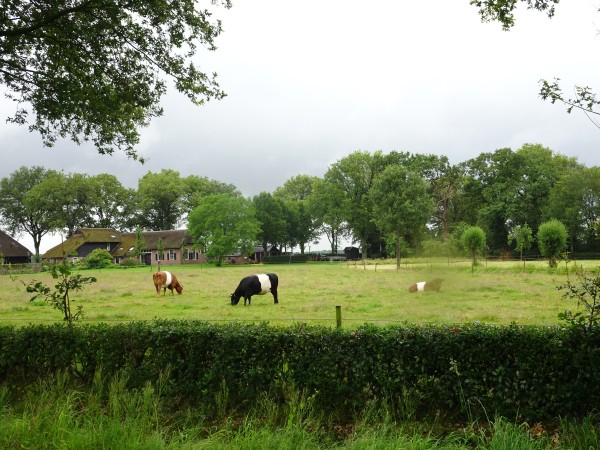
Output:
[
  {"xmin": 408, "ymin": 278, "xmax": 443, "ymax": 293},
  {"xmin": 153, "ymin": 271, "xmax": 183, "ymax": 296}
]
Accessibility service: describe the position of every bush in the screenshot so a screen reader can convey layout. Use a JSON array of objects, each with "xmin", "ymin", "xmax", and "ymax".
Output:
[
  {"xmin": 461, "ymin": 226, "xmax": 487, "ymax": 266},
  {"xmin": 84, "ymin": 249, "xmax": 113, "ymax": 269},
  {"xmin": 537, "ymin": 219, "xmax": 568, "ymax": 268},
  {"xmin": 119, "ymin": 257, "xmax": 143, "ymax": 267}
]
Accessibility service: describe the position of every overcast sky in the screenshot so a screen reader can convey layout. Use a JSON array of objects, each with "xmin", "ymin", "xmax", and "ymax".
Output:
[{"xmin": 2, "ymin": 1, "xmax": 600, "ymax": 253}]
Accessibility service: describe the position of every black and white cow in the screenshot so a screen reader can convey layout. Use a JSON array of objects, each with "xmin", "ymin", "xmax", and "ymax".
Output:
[{"xmin": 230, "ymin": 273, "xmax": 279, "ymax": 306}]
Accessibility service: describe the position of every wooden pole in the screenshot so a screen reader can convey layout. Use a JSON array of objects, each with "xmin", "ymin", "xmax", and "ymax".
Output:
[{"xmin": 336, "ymin": 305, "xmax": 342, "ymax": 328}]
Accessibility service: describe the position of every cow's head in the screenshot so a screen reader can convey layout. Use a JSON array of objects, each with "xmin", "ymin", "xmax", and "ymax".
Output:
[
  {"xmin": 230, "ymin": 293, "xmax": 241, "ymax": 306},
  {"xmin": 175, "ymin": 284, "xmax": 183, "ymax": 295}
]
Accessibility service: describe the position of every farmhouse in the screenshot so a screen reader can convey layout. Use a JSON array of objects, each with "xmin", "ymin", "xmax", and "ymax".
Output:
[
  {"xmin": 42, "ymin": 228, "xmax": 205, "ymax": 266},
  {"xmin": 0, "ymin": 229, "xmax": 32, "ymax": 264}
]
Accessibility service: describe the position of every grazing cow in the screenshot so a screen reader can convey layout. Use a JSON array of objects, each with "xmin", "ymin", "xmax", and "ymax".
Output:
[
  {"xmin": 408, "ymin": 278, "xmax": 443, "ymax": 293},
  {"xmin": 231, "ymin": 273, "xmax": 279, "ymax": 306},
  {"xmin": 153, "ymin": 271, "xmax": 183, "ymax": 296}
]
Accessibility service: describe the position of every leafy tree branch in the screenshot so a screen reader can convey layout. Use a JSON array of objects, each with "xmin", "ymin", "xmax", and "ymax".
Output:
[{"xmin": 0, "ymin": 0, "xmax": 231, "ymax": 160}]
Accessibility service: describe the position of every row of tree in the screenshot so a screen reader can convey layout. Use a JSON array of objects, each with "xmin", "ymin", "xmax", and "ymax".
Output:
[{"xmin": 0, "ymin": 143, "xmax": 598, "ymax": 262}]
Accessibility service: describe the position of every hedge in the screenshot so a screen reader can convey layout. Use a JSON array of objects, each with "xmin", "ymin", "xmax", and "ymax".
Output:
[{"xmin": 1, "ymin": 320, "xmax": 599, "ymax": 421}]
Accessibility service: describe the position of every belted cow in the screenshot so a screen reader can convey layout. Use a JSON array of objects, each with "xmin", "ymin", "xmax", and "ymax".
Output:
[
  {"xmin": 153, "ymin": 271, "xmax": 183, "ymax": 296},
  {"xmin": 408, "ymin": 278, "xmax": 443, "ymax": 293},
  {"xmin": 231, "ymin": 273, "xmax": 279, "ymax": 306}
]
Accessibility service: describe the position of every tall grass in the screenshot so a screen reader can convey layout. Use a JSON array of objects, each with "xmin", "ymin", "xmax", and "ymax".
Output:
[{"xmin": 0, "ymin": 372, "xmax": 597, "ymax": 449}]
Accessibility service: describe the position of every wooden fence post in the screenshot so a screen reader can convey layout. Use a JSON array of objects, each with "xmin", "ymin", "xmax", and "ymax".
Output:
[{"xmin": 336, "ymin": 305, "xmax": 342, "ymax": 328}]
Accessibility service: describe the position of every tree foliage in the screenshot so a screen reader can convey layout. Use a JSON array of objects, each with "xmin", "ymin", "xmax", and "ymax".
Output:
[
  {"xmin": 1, "ymin": 146, "xmax": 597, "ymax": 260},
  {"xmin": 370, "ymin": 165, "xmax": 433, "ymax": 268},
  {"xmin": 88, "ymin": 174, "xmax": 136, "ymax": 230},
  {"xmin": 537, "ymin": 219, "xmax": 568, "ymax": 267},
  {"xmin": 545, "ymin": 167, "xmax": 600, "ymax": 251},
  {"xmin": 507, "ymin": 223, "xmax": 533, "ymax": 261},
  {"xmin": 20, "ymin": 261, "xmax": 96, "ymax": 326},
  {"xmin": 0, "ymin": 0, "xmax": 230, "ymax": 159},
  {"xmin": 325, "ymin": 151, "xmax": 385, "ymax": 258},
  {"xmin": 461, "ymin": 226, "xmax": 487, "ymax": 266},
  {"xmin": 461, "ymin": 144, "xmax": 578, "ymax": 252},
  {"xmin": 308, "ymin": 179, "xmax": 347, "ymax": 255},
  {"xmin": 470, "ymin": 0, "xmax": 558, "ymax": 31},
  {"xmin": 471, "ymin": 0, "xmax": 600, "ymax": 124},
  {"xmin": 274, "ymin": 175, "xmax": 320, "ymax": 254},
  {"xmin": 252, "ymin": 192, "xmax": 288, "ymax": 253},
  {"xmin": 187, "ymin": 194, "xmax": 260, "ymax": 265},
  {"xmin": 181, "ymin": 175, "xmax": 240, "ymax": 217},
  {"xmin": 136, "ymin": 169, "xmax": 184, "ymax": 231},
  {"xmin": 558, "ymin": 270, "xmax": 600, "ymax": 329},
  {"xmin": 84, "ymin": 248, "xmax": 113, "ymax": 269},
  {"xmin": 27, "ymin": 172, "xmax": 97, "ymax": 237},
  {"xmin": 0, "ymin": 166, "xmax": 59, "ymax": 260}
]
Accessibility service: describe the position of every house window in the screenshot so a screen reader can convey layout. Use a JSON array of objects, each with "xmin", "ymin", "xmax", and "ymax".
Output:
[
  {"xmin": 168, "ymin": 249, "xmax": 176, "ymax": 261},
  {"xmin": 186, "ymin": 249, "xmax": 199, "ymax": 260},
  {"xmin": 155, "ymin": 252, "xmax": 163, "ymax": 261}
]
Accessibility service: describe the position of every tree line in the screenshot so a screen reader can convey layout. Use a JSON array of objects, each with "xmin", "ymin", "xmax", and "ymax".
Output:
[{"xmin": 0, "ymin": 143, "xmax": 598, "ymax": 263}]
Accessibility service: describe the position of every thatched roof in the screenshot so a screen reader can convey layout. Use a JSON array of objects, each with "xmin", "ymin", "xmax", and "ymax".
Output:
[
  {"xmin": 42, "ymin": 228, "xmax": 121, "ymax": 258},
  {"xmin": 111, "ymin": 230, "xmax": 192, "ymax": 257},
  {"xmin": 73, "ymin": 228, "xmax": 122, "ymax": 242},
  {"xmin": 111, "ymin": 233, "xmax": 137, "ymax": 258},
  {"xmin": 139, "ymin": 230, "xmax": 193, "ymax": 250},
  {"xmin": 42, "ymin": 228, "xmax": 194, "ymax": 259},
  {"xmin": 0, "ymin": 230, "xmax": 32, "ymax": 257}
]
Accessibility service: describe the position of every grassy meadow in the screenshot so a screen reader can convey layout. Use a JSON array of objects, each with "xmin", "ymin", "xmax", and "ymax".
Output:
[{"xmin": 2, "ymin": 258, "xmax": 597, "ymax": 328}]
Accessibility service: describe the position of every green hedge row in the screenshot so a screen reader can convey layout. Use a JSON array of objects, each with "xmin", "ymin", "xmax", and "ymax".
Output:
[{"xmin": 1, "ymin": 321, "xmax": 599, "ymax": 421}]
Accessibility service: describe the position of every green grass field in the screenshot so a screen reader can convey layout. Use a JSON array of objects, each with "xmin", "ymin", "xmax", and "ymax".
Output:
[{"xmin": 2, "ymin": 259, "xmax": 597, "ymax": 328}]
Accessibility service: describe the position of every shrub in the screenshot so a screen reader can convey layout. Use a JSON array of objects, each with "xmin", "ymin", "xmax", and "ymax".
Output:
[
  {"xmin": 537, "ymin": 219, "xmax": 568, "ymax": 268},
  {"xmin": 18, "ymin": 262, "xmax": 96, "ymax": 326},
  {"xmin": 120, "ymin": 257, "xmax": 143, "ymax": 267},
  {"xmin": 84, "ymin": 249, "xmax": 113, "ymax": 269},
  {"xmin": 461, "ymin": 226, "xmax": 486, "ymax": 267},
  {"xmin": 558, "ymin": 269, "xmax": 600, "ymax": 328}
]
